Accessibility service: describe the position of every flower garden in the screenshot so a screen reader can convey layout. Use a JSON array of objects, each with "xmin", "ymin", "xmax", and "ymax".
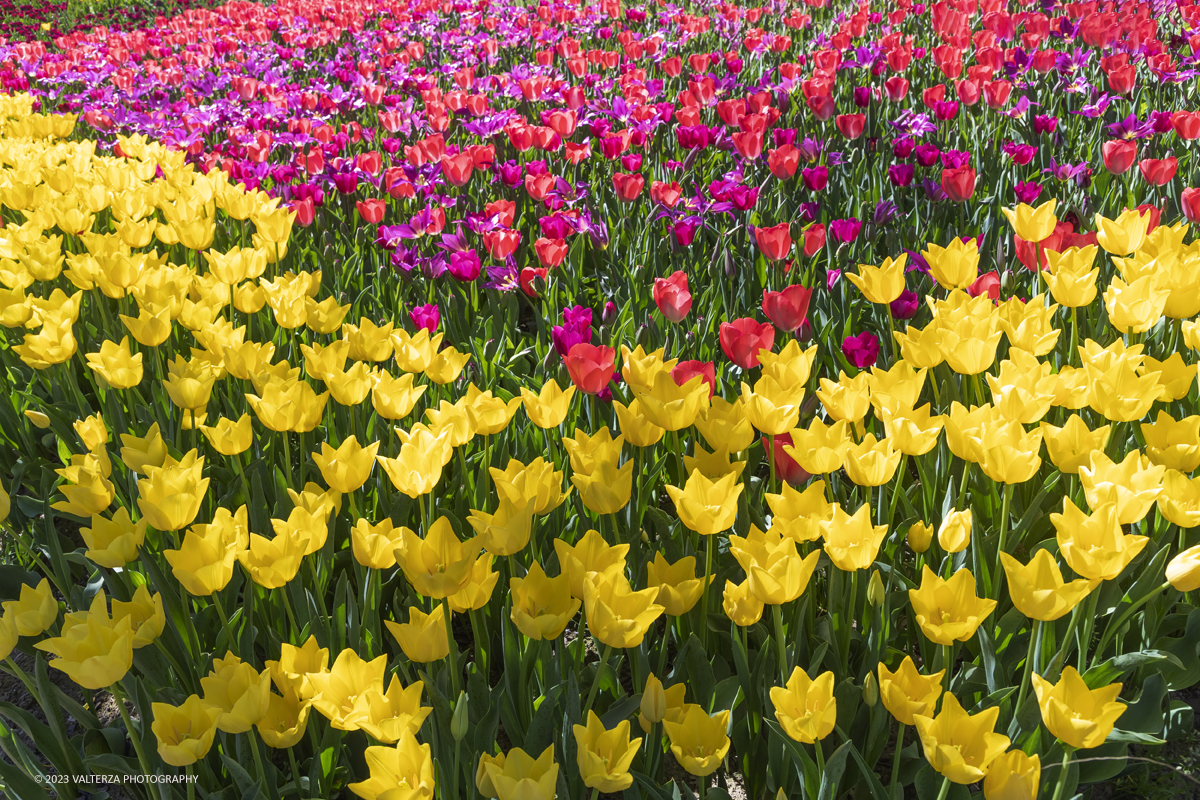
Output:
[{"xmin": 0, "ymin": 0, "xmax": 1199, "ymax": 798}]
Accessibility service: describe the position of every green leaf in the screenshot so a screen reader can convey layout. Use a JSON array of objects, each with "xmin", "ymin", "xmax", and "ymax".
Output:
[
  {"xmin": 522, "ymin": 683, "xmax": 563, "ymax": 755},
  {"xmin": 817, "ymin": 740, "xmax": 852, "ymax": 800},
  {"xmin": 1083, "ymin": 650, "xmax": 1181, "ymax": 689}
]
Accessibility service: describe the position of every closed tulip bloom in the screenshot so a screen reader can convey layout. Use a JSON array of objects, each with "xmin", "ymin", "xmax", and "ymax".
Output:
[
  {"xmin": 476, "ymin": 751, "xmax": 505, "ymax": 799},
  {"xmin": 878, "ymin": 656, "xmax": 944, "ymax": 726},
  {"xmin": 784, "ymin": 417, "xmax": 850, "ymax": 474},
  {"xmin": 271, "ymin": 505, "xmax": 330, "ymax": 556},
  {"xmin": 620, "ymin": 344, "xmax": 676, "ymax": 396},
  {"xmin": 553, "ymin": 529, "xmax": 629, "ymax": 600},
  {"xmin": 821, "ymin": 504, "xmax": 889, "ymax": 571},
  {"xmin": 771, "ymin": 667, "xmax": 836, "ymax": 744},
  {"xmin": 1094, "ymin": 210, "xmax": 1149, "ymax": 255},
  {"xmin": 923, "ymin": 237, "xmax": 980, "ymax": 289},
  {"xmin": 563, "ymin": 427, "xmax": 625, "ymax": 472},
  {"xmin": 878, "ymin": 401, "xmax": 944, "ymax": 456},
  {"xmin": 909, "ymin": 566, "xmax": 998, "ymax": 645},
  {"xmin": 695, "ymin": 395, "xmax": 755, "ymax": 453},
  {"xmin": 85, "ymin": 336, "xmax": 142, "ymax": 388},
  {"xmin": 118, "ymin": 422, "xmax": 166, "ymax": 475},
  {"xmin": 893, "ymin": 323, "xmax": 946, "ymax": 369},
  {"xmin": 914, "ymin": 693, "xmax": 1010, "ymax": 784},
  {"xmin": 36, "ymin": 609, "xmax": 133, "ymax": 689},
  {"xmin": 1141, "ymin": 411, "xmax": 1200, "ymax": 472},
  {"xmin": 151, "ymin": 695, "xmax": 222, "ymax": 767},
  {"xmin": 511, "ymin": 562, "xmax": 581, "ymax": 640},
  {"xmin": 465, "ymin": 384, "xmax": 523, "ymax": 435},
  {"xmin": 907, "ymin": 521, "xmax": 934, "ymax": 553},
  {"xmin": 239, "ymin": 530, "xmax": 306, "ymax": 589},
  {"xmin": 741, "ymin": 378, "xmax": 803, "ymax": 436},
  {"xmin": 574, "ymin": 711, "xmax": 642, "ymax": 793},
  {"xmin": 468, "ymin": 496, "xmax": 535, "ymax": 556},
  {"xmin": 640, "ymin": 674, "xmax": 670, "ymax": 728},
  {"xmin": 342, "ymin": 318, "xmax": 395, "ymax": 361},
  {"xmin": 666, "ymin": 470, "xmax": 743, "ymax": 536},
  {"xmin": 816, "ymin": 372, "xmax": 872, "ymax": 422},
  {"xmin": 133, "ymin": 450, "xmax": 207, "ymax": 532},
  {"xmin": 257, "ymin": 687, "xmax": 311, "ymax": 749},
  {"xmin": 572, "ymin": 458, "xmax": 635, "ymax": 515},
  {"xmin": 1032, "ymin": 667, "xmax": 1126, "ymax": 750},
  {"xmin": 1160, "ymin": 470, "xmax": 1200, "ymax": 528},
  {"xmin": 0, "ymin": 612, "xmax": 15, "ymax": 661},
  {"xmin": 983, "ymin": 749, "xmax": 1040, "ymax": 800},
  {"xmin": 3, "ymin": 578, "xmax": 57, "ymax": 636},
  {"xmin": 1002, "ymin": 200, "xmax": 1058, "ymax": 243},
  {"xmin": 313, "ymin": 436, "xmax": 380, "ymax": 493},
  {"xmin": 197, "ymin": 414, "xmax": 252, "ymax": 456},
  {"xmin": 846, "ymin": 253, "xmax": 907, "ymax": 304},
  {"xmin": 614, "ymin": 398, "xmax": 666, "ymax": 447},
  {"xmin": 565, "ymin": 343, "xmax": 616, "ymax": 395},
  {"xmin": 492, "ymin": 457, "xmax": 569, "ymax": 516},
  {"xmin": 325, "ymin": 361, "xmax": 376, "ymax": 406},
  {"xmin": 201, "ymin": 652, "xmax": 271, "ymax": 733},
  {"xmin": 80, "ymin": 507, "xmax": 145, "ymax": 568},
  {"xmin": 766, "ymin": 481, "xmax": 834, "ymax": 544},
  {"xmin": 653, "ymin": 271, "xmax": 692, "ymax": 323},
  {"xmin": 1167, "ymin": 544, "xmax": 1200, "ymax": 591},
  {"xmin": 425, "ymin": 345, "xmax": 471, "ymax": 385},
  {"xmin": 305, "ymin": 649, "xmax": 386, "ymax": 730},
  {"xmin": 723, "ymin": 577, "xmax": 765, "ymax": 626},
  {"xmin": 386, "ymin": 605, "xmax": 450, "ymax": 663},
  {"xmin": 246, "ymin": 378, "xmax": 330, "ymax": 433},
  {"xmin": 729, "ymin": 525, "xmax": 821, "ymax": 605},
  {"xmin": 1040, "ymin": 415, "xmax": 1111, "ymax": 474},
  {"xmin": 349, "ymin": 730, "xmax": 436, "ymax": 800},
  {"xmin": 937, "ymin": 508, "xmax": 972, "ymax": 554},
  {"xmin": 425, "ymin": 400, "xmax": 474, "ymax": 448},
  {"xmin": 1000, "ymin": 551, "xmax": 1097, "ymax": 621},
  {"xmin": 843, "ymin": 435, "xmax": 902, "ymax": 486},
  {"xmin": 111, "ymin": 584, "xmax": 166, "ymax": 648},
  {"xmin": 372, "ymin": 371, "xmax": 427, "ymax": 420},
  {"xmin": 448, "ymin": 553, "xmax": 499, "ymax": 613},
  {"xmin": 646, "ymin": 552, "xmax": 709, "ymax": 616},
  {"xmin": 663, "ymin": 706, "xmax": 731, "ymax": 777},
  {"xmin": 165, "ymin": 528, "xmax": 240, "ymax": 596},
  {"xmin": 978, "ymin": 421, "xmax": 1043, "ymax": 485},
  {"xmin": 1052, "ymin": 500, "xmax": 1148, "ymax": 581},
  {"xmin": 1080, "ymin": 451, "xmax": 1164, "ymax": 525},
  {"xmin": 1044, "ymin": 246, "xmax": 1100, "ymax": 307},
  {"xmin": 937, "ymin": 314, "xmax": 1004, "ymax": 377},
  {"xmin": 397, "ymin": 517, "xmax": 480, "ymax": 598},
  {"xmin": 483, "ymin": 745, "xmax": 558, "ymax": 800},
  {"xmin": 377, "ymin": 425, "xmax": 452, "ymax": 498},
  {"xmin": 390, "ymin": 327, "xmax": 441, "ymax": 374},
  {"xmin": 634, "ymin": 369, "xmax": 710, "ymax": 431},
  {"xmin": 163, "ymin": 355, "xmax": 216, "ymax": 412},
  {"xmin": 584, "ymin": 572, "xmax": 666, "ymax": 649},
  {"xmin": 52, "ymin": 454, "xmax": 114, "ymax": 517},
  {"xmin": 719, "ymin": 317, "xmax": 775, "ymax": 369},
  {"xmin": 762, "ymin": 284, "xmax": 813, "ymax": 333},
  {"xmin": 1104, "ymin": 273, "xmax": 1169, "ymax": 334},
  {"xmin": 520, "ymin": 379, "xmax": 575, "ymax": 428},
  {"xmin": 1142, "ymin": 353, "xmax": 1197, "ymax": 402}
]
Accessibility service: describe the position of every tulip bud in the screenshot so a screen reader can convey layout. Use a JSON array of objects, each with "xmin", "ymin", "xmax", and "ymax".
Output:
[
  {"xmin": 601, "ymin": 300, "xmax": 617, "ymax": 326},
  {"xmin": 776, "ymin": 790, "xmax": 787, "ymax": 800},
  {"xmin": 907, "ymin": 521, "xmax": 933, "ymax": 553},
  {"xmin": 641, "ymin": 673, "xmax": 667, "ymax": 724},
  {"xmin": 636, "ymin": 322, "xmax": 652, "ymax": 349},
  {"xmin": 724, "ymin": 249, "xmax": 736, "ymax": 277},
  {"xmin": 451, "ymin": 690, "xmax": 469, "ymax": 741},
  {"xmin": 867, "ymin": 570, "xmax": 885, "ymax": 607},
  {"xmin": 640, "ymin": 530, "xmax": 651, "ymax": 545},
  {"xmin": 24, "ymin": 410, "xmax": 50, "ymax": 429},
  {"xmin": 937, "ymin": 509, "xmax": 972, "ymax": 554},
  {"xmin": 862, "ymin": 671, "xmax": 879, "ymax": 707}
]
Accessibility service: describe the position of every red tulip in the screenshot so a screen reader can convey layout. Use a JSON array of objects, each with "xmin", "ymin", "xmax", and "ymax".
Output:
[
  {"xmin": 534, "ymin": 237, "xmax": 569, "ymax": 268},
  {"xmin": 835, "ymin": 113, "xmax": 865, "ymax": 139},
  {"xmin": 1101, "ymin": 139, "xmax": 1137, "ymax": 174},
  {"xmin": 519, "ymin": 266, "xmax": 548, "ymax": 297},
  {"xmin": 650, "ymin": 181, "xmax": 682, "ymax": 208},
  {"xmin": 357, "ymin": 151, "xmax": 382, "ymax": 175},
  {"xmin": 292, "ymin": 198, "xmax": 315, "ymax": 227},
  {"xmin": 1107, "ymin": 64, "xmax": 1136, "ymax": 95},
  {"xmin": 653, "ymin": 271, "xmax": 693, "ymax": 323},
  {"xmin": 941, "ymin": 166, "xmax": 976, "ymax": 202},
  {"xmin": 764, "ymin": 432, "xmax": 811, "ymax": 487},
  {"xmin": 1182, "ymin": 188, "xmax": 1200, "ymax": 223},
  {"xmin": 767, "ymin": 144, "xmax": 800, "ymax": 179},
  {"xmin": 1173, "ymin": 111, "xmax": 1200, "ymax": 140},
  {"xmin": 565, "ymin": 343, "xmax": 616, "ymax": 395},
  {"xmin": 1136, "ymin": 204, "xmax": 1162, "ymax": 233},
  {"xmin": 440, "ymin": 153, "xmax": 474, "ymax": 187},
  {"xmin": 762, "ymin": 285, "xmax": 813, "ymax": 333},
  {"xmin": 719, "ymin": 318, "xmax": 775, "ymax": 370},
  {"xmin": 732, "ymin": 130, "xmax": 764, "ymax": 159},
  {"xmin": 969, "ymin": 271, "xmax": 1000, "ymax": 301},
  {"xmin": 805, "ymin": 93, "xmax": 836, "ymax": 120},
  {"xmin": 612, "ymin": 173, "xmax": 645, "ymax": 202},
  {"xmin": 525, "ymin": 172, "xmax": 556, "ymax": 202},
  {"xmin": 671, "ymin": 360, "xmax": 716, "ymax": 398},
  {"xmin": 545, "ymin": 109, "xmax": 577, "ymax": 137},
  {"xmin": 483, "ymin": 229, "xmax": 520, "ymax": 260},
  {"xmin": 884, "ymin": 75, "xmax": 909, "ymax": 101},
  {"xmin": 802, "ymin": 224, "xmax": 826, "ymax": 257},
  {"xmin": 1139, "ymin": 157, "xmax": 1177, "ymax": 186},
  {"xmin": 982, "ymin": 80, "xmax": 1011, "ymax": 108},
  {"xmin": 485, "ymin": 199, "xmax": 516, "ymax": 228},
  {"xmin": 754, "ymin": 223, "xmax": 793, "ymax": 261},
  {"xmin": 955, "ymin": 79, "xmax": 980, "ymax": 106},
  {"xmin": 356, "ymin": 199, "xmax": 387, "ymax": 224}
]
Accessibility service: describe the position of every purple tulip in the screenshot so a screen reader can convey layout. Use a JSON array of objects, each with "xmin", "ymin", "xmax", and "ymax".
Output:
[
  {"xmin": 1014, "ymin": 182, "xmax": 1043, "ymax": 204},
  {"xmin": 829, "ymin": 218, "xmax": 862, "ymax": 244},
  {"xmin": 890, "ymin": 289, "xmax": 920, "ymax": 320},
  {"xmin": 888, "ymin": 163, "xmax": 915, "ymax": 187},
  {"xmin": 448, "ymin": 249, "xmax": 481, "ymax": 281},
  {"xmin": 842, "ymin": 331, "xmax": 880, "ymax": 368},
  {"xmin": 410, "ymin": 303, "xmax": 440, "ymax": 332}
]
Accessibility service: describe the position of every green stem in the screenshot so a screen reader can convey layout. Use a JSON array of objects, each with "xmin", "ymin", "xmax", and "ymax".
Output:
[
  {"xmin": 1090, "ymin": 581, "xmax": 1171, "ymax": 670},
  {"xmin": 1014, "ymin": 620, "xmax": 1042, "ymax": 719},
  {"xmin": 212, "ymin": 593, "xmax": 238, "ymax": 657},
  {"xmin": 935, "ymin": 775, "xmax": 952, "ymax": 800},
  {"xmin": 1047, "ymin": 604, "xmax": 1083, "ymax": 682},
  {"xmin": 1049, "ymin": 748, "xmax": 1073, "ymax": 800},
  {"xmin": 187, "ymin": 764, "xmax": 195, "ymax": 800},
  {"xmin": 771, "ymin": 604, "xmax": 789, "ymax": 682},
  {"xmin": 442, "ymin": 598, "xmax": 461, "ymax": 699},
  {"xmin": 582, "ymin": 643, "xmax": 614, "ymax": 716},
  {"xmin": 248, "ymin": 726, "xmax": 268, "ymax": 785},
  {"xmin": 287, "ymin": 747, "xmax": 303, "ymax": 797},
  {"xmin": 698, "ymin": 533, "xmax": 714, "ymax": 649},
  {"xmin": 112, "ymin": 683, "xmax": 163, "ymax": 795},
  {"xmin": 889, "ymin": 723, "xmax": 905, "ymax": 799},
  {"xmin": 992, "ymin": 482, "xmax": 1013, "ymax": 599},
  {"xmin": 814, "ymin": 738, "xmax": 826, "ymax": 775}
]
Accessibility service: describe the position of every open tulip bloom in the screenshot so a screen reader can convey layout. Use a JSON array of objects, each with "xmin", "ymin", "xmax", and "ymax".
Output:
[{"xmin": 3, "ymin": 2, "xmax": 1200, "ymax": 799}]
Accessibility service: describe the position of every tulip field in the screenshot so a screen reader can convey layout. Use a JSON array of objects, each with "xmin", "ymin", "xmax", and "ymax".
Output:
[{"xmin": 4, "ymin": 0, "xmax": 1200, "ymax": 798}]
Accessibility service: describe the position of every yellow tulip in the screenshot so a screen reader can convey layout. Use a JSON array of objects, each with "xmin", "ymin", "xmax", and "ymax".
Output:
[
  {"xmin": 771, "ymin": 667, "xmax": 836, "ymax": 743},
  {"xmin": 1079, "ymin": 451, "xmax": 1164, "ymax": 525},
  {"xmin": 816, "ymin": 371, "xmax": 871, "ymax": 422},
  {"xmin": 1167, "ymin": 544, "xmax": 1200, "ymax": 591},
  {"xmin": 1103, "ymin": 273, "xmax": 1169, "ymax": 334},
  {"xmin": 571, "ymin": 458, "xmax": 634, "ymax": 515},
  {"xmin": 1040, "ymin": 415, "xmax": 1110, "ymax": 475},
  {"xmin": 1002, "ymin": 199, "xmax": 1057, "ymax": 243},
  {"xmin": 111, "ymin": 584, "xmax": 166, "ymax": 648},
  {"xmin": 821, "ymin": 504, "xmax": 889, "ymax": 572},
  {"xmin": 448, "ymin": 554, "xmax": 499, "ymax": 614},
  {"xmin": 613, "ymin": 397, "xmax": 666, "ymax": 447},
  {"xmin": 256, "ymin": 688, "xmax": 311, "ymax": 749},
  {"xmin": 741, "ymin": 377, "xmax": 803, "ymax": 436},
  {"xmin": 351, "ymin": 518, "xmax": 408, "ymax": 570},
  {"xmin": 923, "ymin": 237, "xmax": 980, "ymax": 289},
  {"xmin": 728, "ymin": 525, "xmax": 821, "ymax": 605},
  {"xmin": 982, "ymin": 749, "xmax": 1040, "ymax": 800},
  {"xmin": 201, "ymin": 652, "xmax": 271, "ymax": 734},
  {"xmin": 238, "ymin": 530, "xmax": 307, "ymax": 589},
  {"xmin": 1094, "ymin": 209, "xmax": 1149, "ymax": 255},
  {"xmin": 573, "ymin": 711, "xmax": 641, "ymax": 793},
  {"xmin": 1032, "ymin": 667, "xmax": 1126, "ymax": 750},
  {"xmin": 723, "ymin": 577, "xmax": 765, "ymax": 626},
  {"xmin": 843, "ymin": 434, "xmax": 902, "ymax": 486},
  {"xmin": 620, "ymin": 344, "xmax": 675, "ymax": 396},
  {"xmin": 665, "ymin": 469, "xmax": 743, "ymax": 536},
  {"xmin": 632, "ymin": 369, "xmax": 709, "ymax": 431},
  {"xmin": 372, "ymin": 371, "xmax": 427, "ymax": 420},
  {"xmin": 908, "ymin": 566, "xmax": 997, "ymax": 645},
  {"xmin": 663, "ymin": 705, "xmax": 730, "ymax": 777},
  {"xmin": 784, "ymin": 417, "xmax": 849, "ymax": 474},
  {"xmin": 1051, "ymin": 499, "xmax": 1148, "ymax": 581},
  {"xmin": 553, "ymin": 529, "xmax": 629, "ymax": 600},
  {"xmin": 893, "ymin": 322, "xmax": 946, "ymax": 368},
  {"xmin": 348, "ymin": 730, "xmax": 435, "ymax": 800},
  {"xmin": 52, "ymin": 453, "xmax": 114, "ymax": 518},
  {"xmin": 1160, "ymin": 470, "xmax": 1200, "ymax": 528},
  {"xmin": 1044, "ymin": 245, "xmax": 1100, "ymax": 307},
  {"xmin": 464, "ymin": 384, "xmax": 522, "ymax": 435},
  {"xmin": 846, "ymin": 253, "xmax": 906, "ymax": 304},
  {"xmin": 467, "ymin": 496, "xmax": 535, "ymax": 557},
  {"xmin": 907, "ymin": 521, "xmax": 933, "ymax": 553},
  {"xmin": 397, "ymin": 517, "xmax": 480, "ymax": 599},
  {"xmin": 305, "ymin": 649, "xmax": 386, "ymax": 730},
  {"xmin": 510, "ymin": 562, "xmax": 581, "ymax": 640},
  {"xmin": 312, "ymin": 436, "xmax": 379, "ymax": 493},
  {"xmin": 937, "ymin": 508, "xmax": 972, "ymax": 554},
  {"xmin": 492, "ymin": 457, "xmax": 569, "ymax": 516},
  {"xmin": 35, "ymin": 610, "xmax": 133, "ymax": 690},
  {"xmin": 80, "ymin": 508, "xmax": 145, "ymax": 568},
  {"xmin": 582, "ymin": 572, "xmax": 665, "ymax": 649},
  {"xmin": 390, "ymin": 327, "xmax": 441, "ymax": 373},
  {"xmin": 646, "ymin": 552, "xmax": 709, "ymax": 616},
  {"xmin": 913, "ymin": 693, "xmax": 1010, "ymax": 784},
  {"xmin": 377, "ymin": 425, "xmax": 452, "ymax": 499},
  {"xmin": 482, "ymin": 745, "xmax": 558, "ymax": 800},
  {"xmin": 355, "ymin": 676, "xmax": 432, "ymax": 744},
  {"xmin": 1000, "ymin": 550, "xmax": 1097, "ymax": 622},
  {"xmin": 343, "ymin": 317, "xmax": 395, "ymax": 362},
  {"xmin": 246, "ymin": 378, "xmax": 329, "ymax": 433},
  {"xmin": 878, "ymin": 656, "xmax": 944, "ymax": 726},
  {"xmin": 151, "ymin": 695, "xmax": 222, "ymax": 767},
  {"xmin": 2, "ymin": 578, "xmax": 57, "ymax": 636},
  {"xmin": 520, "ymin": 379, "xmax": 575, "ymax": 429},
  {"xmin": 85, "ymin": 336, "xmax": 142, "ymax": 389},
  {"xmin": 695, "ymin": 395, "xmax": 756, "ymax": 453}
]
